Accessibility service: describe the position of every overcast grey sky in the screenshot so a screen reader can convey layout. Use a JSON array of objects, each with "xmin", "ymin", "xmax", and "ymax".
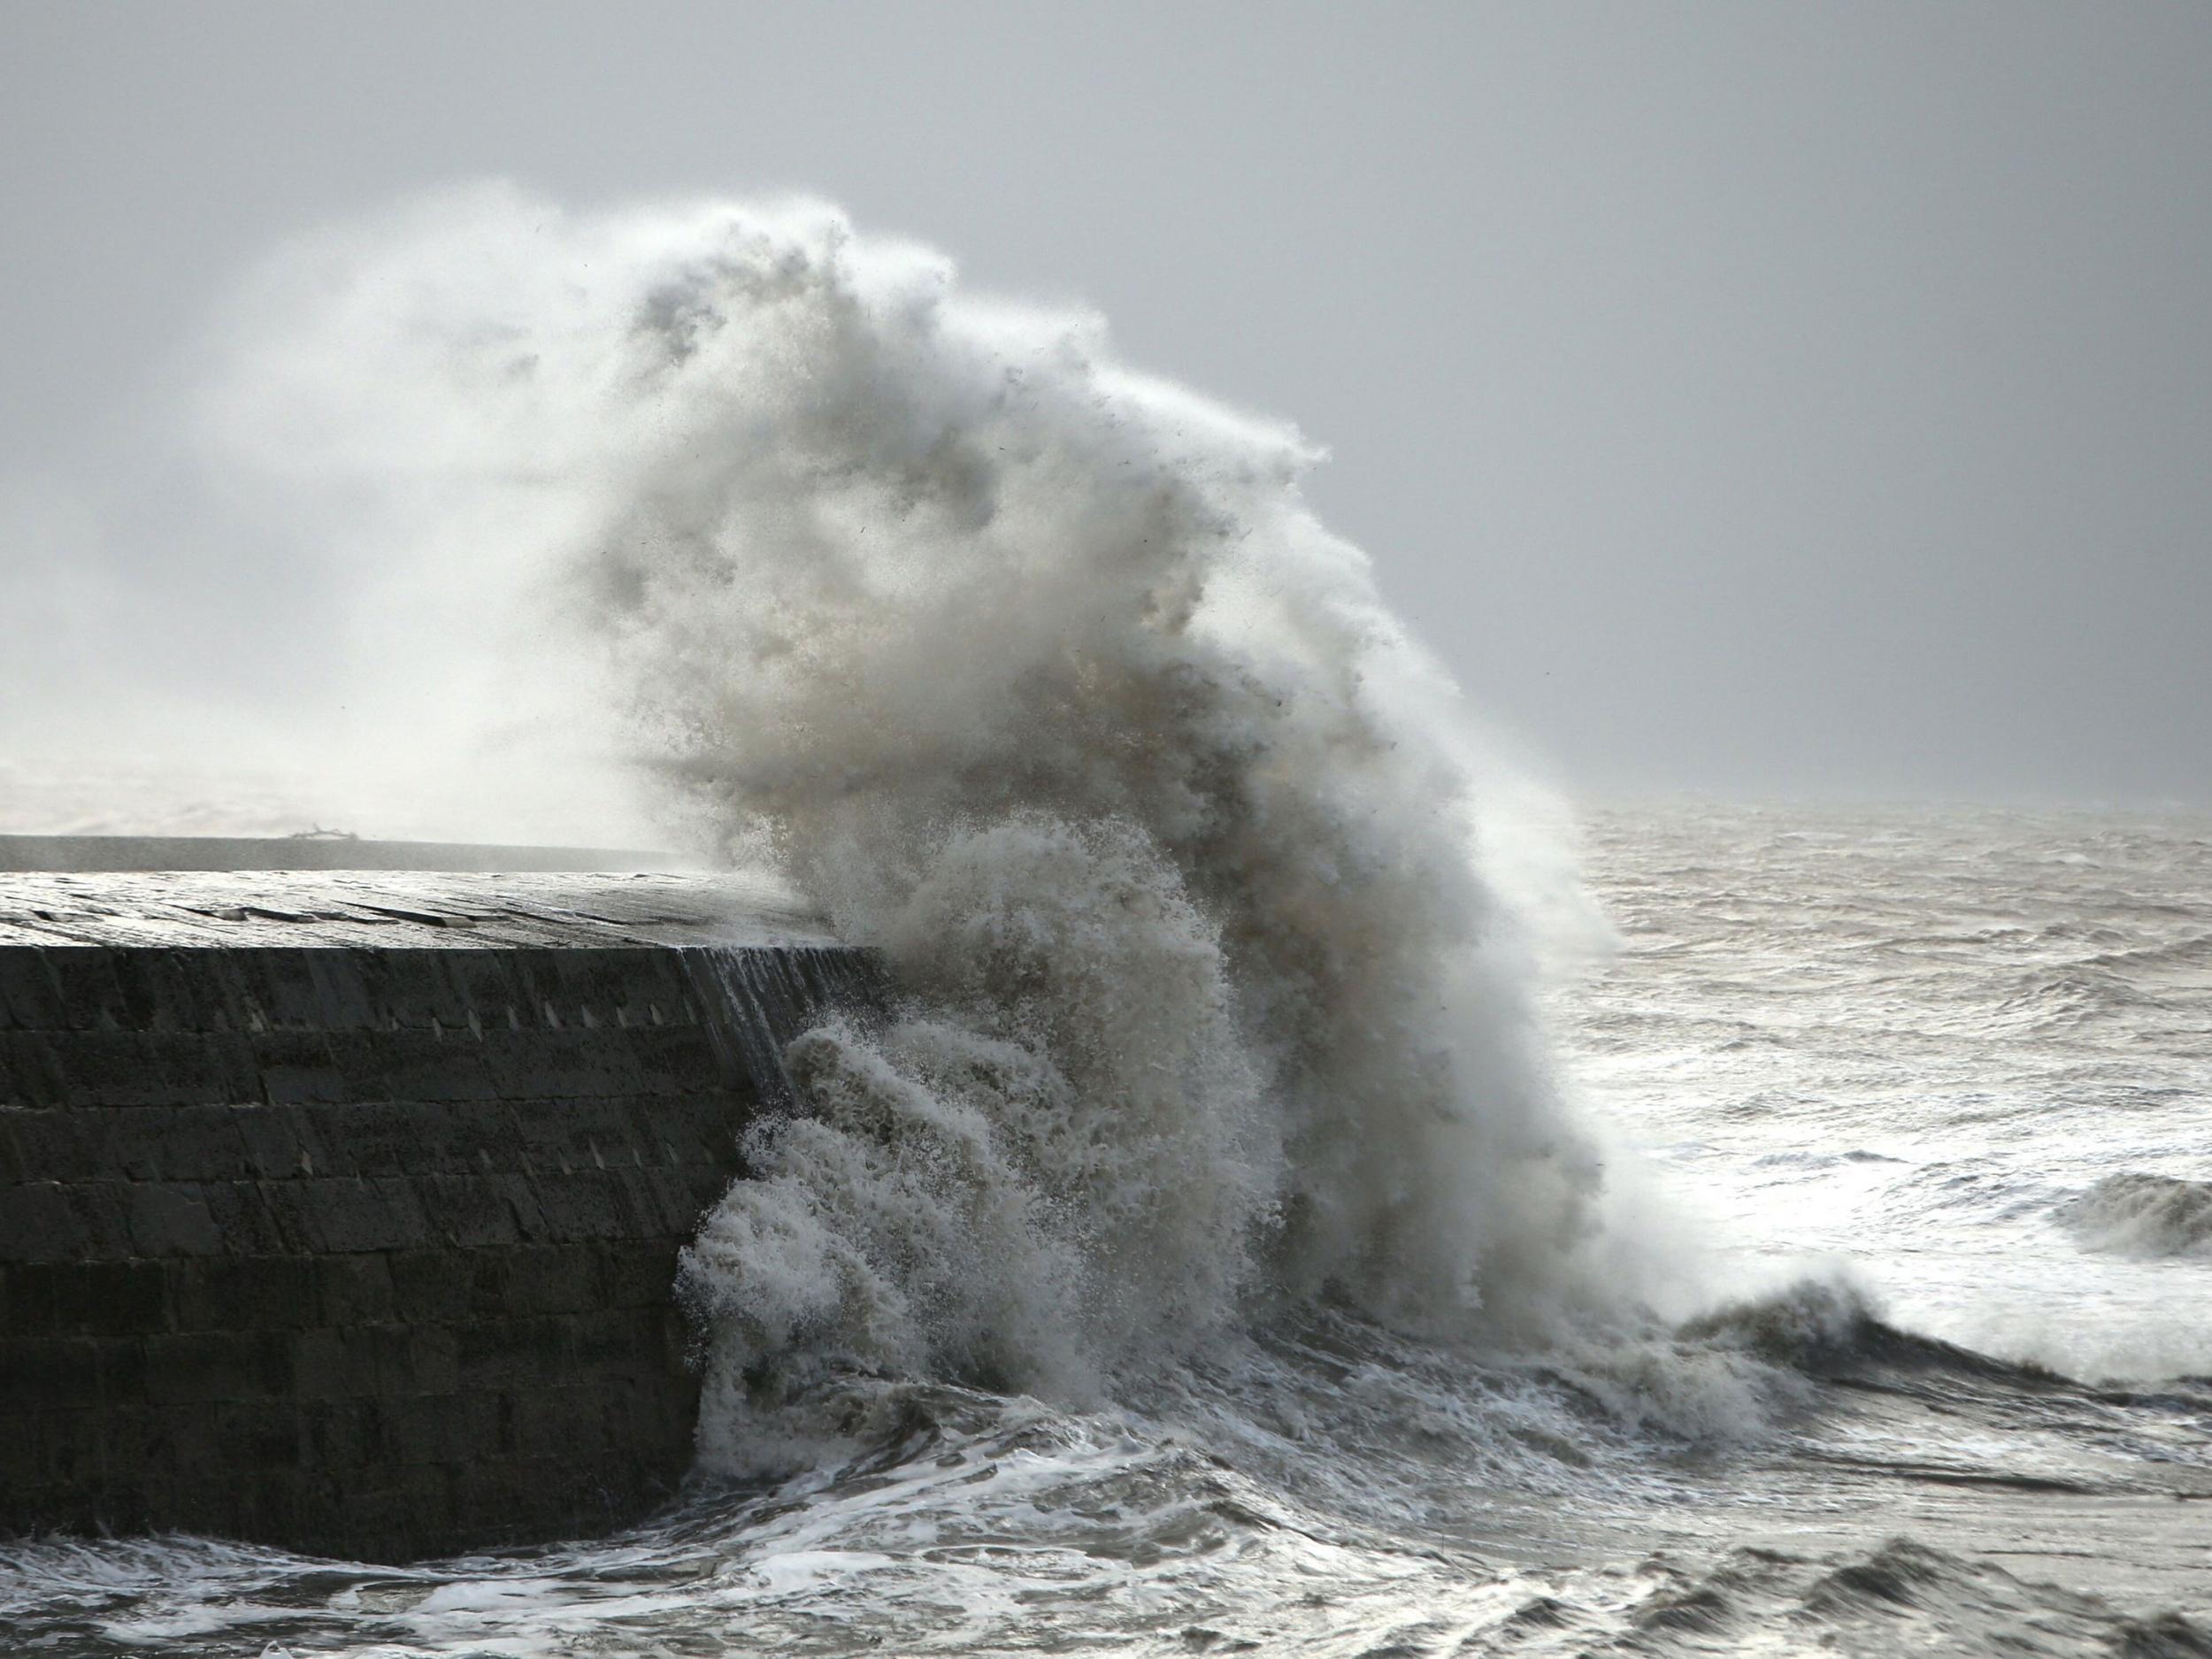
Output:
[{"xmin": 4, "ymin": 0, "xmax": 2209, "ymax": 808}]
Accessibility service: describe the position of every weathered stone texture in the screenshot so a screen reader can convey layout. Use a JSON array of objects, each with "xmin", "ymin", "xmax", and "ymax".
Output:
[{"xmin": 1, "ymin": 940, "xmax": 872, "ymax": 1561}]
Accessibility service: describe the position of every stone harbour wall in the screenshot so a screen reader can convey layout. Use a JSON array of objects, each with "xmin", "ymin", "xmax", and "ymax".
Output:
[{"xmin": 0, "ymin": 938, "xmax": 872, "ymax": 1561}]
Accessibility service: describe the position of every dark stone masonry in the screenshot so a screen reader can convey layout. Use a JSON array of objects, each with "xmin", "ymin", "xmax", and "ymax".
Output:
[{"xmin": 0, "ymin": 854, "xmax": 874, "ymax": 1561}]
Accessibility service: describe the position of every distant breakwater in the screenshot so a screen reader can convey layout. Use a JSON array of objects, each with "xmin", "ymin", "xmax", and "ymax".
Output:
[{"xmin": 0, "ymin": 854, "xmax": 874, "ymax": 1561}]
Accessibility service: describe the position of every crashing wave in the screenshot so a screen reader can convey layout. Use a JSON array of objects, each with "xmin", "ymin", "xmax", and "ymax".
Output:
[{"xmin": 204, "ymin": 187, "xmax": 1678, "ymax": 1464}]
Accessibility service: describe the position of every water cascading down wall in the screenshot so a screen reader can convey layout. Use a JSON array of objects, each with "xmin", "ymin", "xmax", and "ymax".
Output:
[{"xmin": 0, "ymin": 842, "xmax": 872, "ymax": 1561}]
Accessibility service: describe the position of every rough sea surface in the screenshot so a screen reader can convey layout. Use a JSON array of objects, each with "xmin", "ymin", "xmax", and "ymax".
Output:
[{"xmin": 4, "ymin": 800, "xmax": 2206, "ymax": 1658}]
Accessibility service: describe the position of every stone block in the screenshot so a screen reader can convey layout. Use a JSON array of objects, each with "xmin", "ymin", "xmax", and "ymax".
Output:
[
  {"xmin": 315, "ymin": 1253, "xmax": 396, "ymax": 1325},
  {"xmin": 354, "ymin": 950, "xmax": 475, "ymax": 1031},
  {"xmin": 231, "ymin": 1104, "xmax": 309, "ymax": 1179},
  {"xmin": 638, "ymin": 1165, "xmax": 718, "ymax": 1237},
  {"xmin": 7, "ymin": 1337, "xmax": 100, "ymax": 1409},
  {"xmin": 94, "ymin": 1333, "xmax": 149, "ymax": 1403},
  {"xmin": 527, "ymin": 1171, "xmax": 635, "ymax": 1242},
  {"xmin": 490, "ymin": 1172, "xmax": 553, "ymax": 1244},
  {"xmin": 2, "ymin": 1035, "xmax": 78, "ymax": 1110},
  {"xmin": 501, "ymin": 1245, "xmax": 603, "ymax": 1317},
  {"xmin": 453, "ymin": 1098, "xmax": 551, "ymax": 1171},
  {"xmin": 349, "ymin": 1322, "xmax": 419, "ymax": 1395},
  {"xmin": 496, "ymin": 1386, "xmax": 613, "ymax": 1460},
  {"xmin": 142, "ymin": 1330, "xmax": 292, "ymax": 1403},
  {"xmin": 126, "ymin": 1183, "xmax": 225, "ymax": 1257},
  {"xmin": 390, "ymin": 1247, "xmax": 506, "ymax": 1323},
  {"xmin": 7, "ymin": 1105, "xmax": 190, "ymax": 1183},
  {"xmin": 203, "ymin": 1033, "xmax": 267, "ymax": 1101},
  {"xmin": 53, "ymin": 1033, "xmax": 243, "ymax": 1109},
  {"xmin": 134, "ymin": 1459, "xmax": 227, "ymax": 1535},
  {"xmin": 680, "ymin": 1091, "xmax": 756, "ymax": 1165},
  {"xmin": 242, "ymin": 1465, "xmax": 313, "ymax": 1540},
  {"xmin": 291, "ymin": 1327, "xmax": 364, "ymax": 1401},
  {"xmin": 342, "ymin": 1465, "xmax": 457, "ymax": 1560},
  {"xmin": 0, "ymin": 950, "xmax": 67, "ymax": 1032},
  {"xmin": 35, "ymin": 1406, "xmax": 102, "ymax": 1484},
  {"xmin": 256, "ymin": 1179, "xmax": 329, "ymax": 1254},
  {"xmin": 413, "ymin": 1174, "xmax": 525, "ymax": 1249},
  {"xmin": 35, "ymin": 949, "xmax": 126, "ymax": 1033},
  {"xmin": 235, "ymin": 952, "xmax": 335, "ymax": 1033},
  {"xmin": 438, "ymin": 953, "xmax": 529, "ymax": 1024},
  {"xmin": 316, "ymin": 1032, "xmax": 396, "ymax": 1106},
  {"xmin": 403, "ymin": 1327, "xmax": 462, "ymax": 1395},
  {"xmin": 591, "ymin": 1239, "xmax": 680, "ymax": 1308},
  {"xmin": 197, "ymin": 1180, "xmax": 290, "ymax": 1257},
  {"xmin": 380, "ymin": 1392, "xmax": 494, "ymax": 1468},
  {"xmin": 60, "ymin": 1182, "xmax": 134, "ymax": 1261},
  {"xmin": 169, "ymin": 1256, "xmax": 317, "ymax": 1332},
  {"xmin": 242, "ymin": 1107, "xmax": 340, "ymax": 1181},
  {"xmin": 454, "ymin": 1316, "xmax": 570, "ymax": 1390},
  {"xmin": 254, "ymin": 1031, "xmax": 347, "ymax": 1105},
  {"xmin": 566, "ymin": 1305, "xmax": 682, "ymax": 1379},
  {"xmin": 97, "ymin": 1402, "xmax": 180, "ymax": 1477},
  {"xmin": 365, "ymin": 1030, "xmax": 499, "ymax": 1105},
  {"xmin": 104, "ymin": 1105, "xmax": 253, "ymax": 1183},
  {"xmin": 475, "ymin": 1029, "xmax": 643, "ymax": 1100},
  {"xmin": 683, "ymin": 1152, "xmax": 742, "ymax": 1210},
  {"xmin": 46, "ymin": 1259, "xmax": 169, "ymax": 1338},
  {"xmin": 169, "ymin": 1105, "xmax": 257, "ymax": 1180},
  {"xmin": 298, "ymin": 1396, "xmax": 382, "ymax": 1466},
  {"xmin": 0, "ymin": 1409, "xmax": 42, "ymax": 1487},
  {"xmin": 320, "ymin": 1100, "xmax": 437, "ymax": 1177},
  {"xmin": 101, "ymin": 952, "xmax": 180, "ymax": 1034},
  {"xmin": 298, "ymin": 953, "xmax": 380, "ymax": 1033},
  {"xmin": 625, "ymin": 1025, "xmax": 730, "ymax": 1095},
  {"xmin": 211, "ymin": 1399, "xmax": 303, "ymax": 1465},
  {"xmin": 125, "ymin": 950, "xmax": 221, "ymax": 1036},
  {"xmin": 81, "ymin": 1106, "xmax": 179, "ymax": 1180},
  {"xmin": 619, "ymin": 1096, "xmax": 705, "ymax": 1170},
  {"xmin": 296, "ymin": 1323, "xmax": 436, "ymax": 1400},
  {"xmin": 0, "ymin": 1032, "xmax": 69, "ymax": 1109},
  {"xmin": 503, "ymin": 1096, "xmax": 651, "ymax": 1173},
  {"xmin": 0, "ymin": 1181, "xmax": 89, "ymax": 1264},
  {"xmin": 299, "ymin": 1178, "xmax": 412, "ymax": 1255},
  {"xmin": 2, "ymin": 1263, "xmax": 59, "ymax": 1335}
]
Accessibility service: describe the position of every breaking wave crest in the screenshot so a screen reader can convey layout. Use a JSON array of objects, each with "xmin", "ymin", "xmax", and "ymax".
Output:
[
  {"xmin": 2062, "ymin": 1173, "xmax": 2212, "ymax": 1259},
  {"xmin": 1583, "ymin": 1538, "xmax": 2212, "ymax": 1658},
  {"xmin": 208, "ymin": 186, "xmax": 1683, "ymax": 1466}
]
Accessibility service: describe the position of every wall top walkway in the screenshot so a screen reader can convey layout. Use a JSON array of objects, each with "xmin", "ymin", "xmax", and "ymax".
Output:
[
  {"xmin": 0, "ymin": 835, "xmax": 682, "ymax": 874},
  {"xmin": 0, "ymin": 870, "xmax": 835, "ymax": 951}
]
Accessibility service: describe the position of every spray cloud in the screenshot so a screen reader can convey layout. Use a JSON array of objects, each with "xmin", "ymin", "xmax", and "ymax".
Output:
[{"xmin": 204, "ymin": 186, "xmax": 1626, "ymax": 1458}]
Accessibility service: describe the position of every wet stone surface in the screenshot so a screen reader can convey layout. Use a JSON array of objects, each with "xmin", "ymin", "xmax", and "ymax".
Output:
[{"xmin": 0, "ymin": 872, "xmax": 876, "ymax": 1562}]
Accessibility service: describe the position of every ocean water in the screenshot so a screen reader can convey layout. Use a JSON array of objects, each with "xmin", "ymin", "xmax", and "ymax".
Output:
[
  {"xmin": 4, "ymin": 196, "xmax": 2208, "ymax": 1655},
  {"xmin": 4, "ymin": 800, "xmax": 2208, "ymax": 1658}
]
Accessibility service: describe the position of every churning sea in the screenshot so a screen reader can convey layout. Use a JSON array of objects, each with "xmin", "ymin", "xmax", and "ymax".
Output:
[{"xmin": 4, "ymin": 799, "xmax": 2208, "ymax": 1658}]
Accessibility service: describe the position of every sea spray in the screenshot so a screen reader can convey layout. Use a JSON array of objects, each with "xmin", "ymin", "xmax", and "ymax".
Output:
[
  {"xmin": 200, "ymin": 188, "xmax": 1636, "ymax": 1458},
  {"xmin": 679, "ymin": 815, "xmax": 1277, "ymax": 1463}
]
